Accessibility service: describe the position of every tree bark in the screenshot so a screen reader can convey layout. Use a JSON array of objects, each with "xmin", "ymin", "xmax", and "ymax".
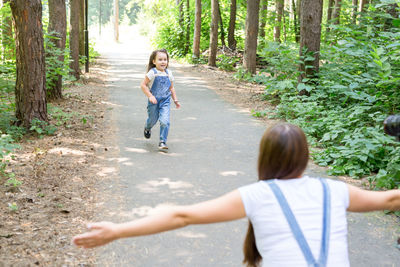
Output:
[
  {"xmin": 298, "ymin": 0, "xmax": 322, "ymax": 91},
  {"xmin": 69, "ymin": 0, "xmax": 80, "ymax": 80},
  {"xmin": 331, "ymin": 0, "xmax": 342, "ymax": 25},
  {"xmin": 259, "ymin": 0, "xmax": 268, "ymax": 39},
  {"xmin": 48, "ymin": 0, "xmax": 67, "ymax": 100},
  {"xmin": 79, "ymin": 0, "xmax": 85, "ymax": 57},
  {"xmin": 208, "ymin": 0, "xmax": 219, "ymax": 66},
  {"xmin": 227, "ymin": 0, "xmax": 237, "ymax": 50},
  {"xmin": 192, "ymin": 0, "xmax": 201, "ymax": 58},
  {"xmin": 244, "ymin": 0, "xmax": 260, "ymax": 74},
  {"xmin": 274, "ymin": 0, "xmax": 284, "ymax": 43},
  {"xmin": 360, "ymin": 0, "xmax": 369, "ymax": 12},
  {"xmin": 10, "ymin": 0, "xmax": 48, "ymax": 127},
  {"xmin": 292, "ymin": 0, "xmax": 300, "ymax": 42},
  {"xmin": 217, "ymin": 1, "xmax": 225, "ymax": 47},
  {"xmin": 352, "ymin": 0, "xmax": 358, "ymax": 23},
  {"xmin": 184, "ymin": 0, "xmax": 190, "ymax": 54},
  {"xmin": 326, "ymin": 0, "xmax": 334, "ymax": 35},
  {"xmin": 114, "ymin": 0, "xmax": 119, "ymax": 42}
]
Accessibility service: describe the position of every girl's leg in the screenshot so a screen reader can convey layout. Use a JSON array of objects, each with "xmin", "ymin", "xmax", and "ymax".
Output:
[
  {"xmin": 145, "ymin": 102, "xmax": 159, "ymax": 130},
  {"xmin": 158, "ymin": 98, "xmax": 171, "ymax": 143}
]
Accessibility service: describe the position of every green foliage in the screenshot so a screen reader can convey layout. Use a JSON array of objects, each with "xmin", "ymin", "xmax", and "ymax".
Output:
[
  {"xmin": 260, "ymin": 2, "xmax": 400, "ymax": 189},
  {"xmin": 216, "ymin": 54, "xmax": 240, "ymax": 71},
  {"xmin": 44, "ymin": 32, "xmax": 75, "ymax": 94},
  {"xmin": 0, "ymin": 132, "xmax": 18, "ymax": 176},
  {"xmin": 29, "ymin": 119, "xmax": 57, "ymax": 138},
  {"xmin": 5, "ymin": 174, "xmax": 22, "ymax": 188}
]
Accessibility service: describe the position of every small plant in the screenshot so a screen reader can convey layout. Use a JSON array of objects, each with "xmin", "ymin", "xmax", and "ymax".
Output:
[
  {"xmin": 216, "ymin": 54, "xmax": 239, "ymax": 71},
  {"xmin": 251, "ymin": 110, "xmax": 267, "ymax": 118},
  {"xmin": 29, "ymin": 118, "xmax": 57, "ymax": 138},
  {"xmin": 5, "ymin": 174, "xmax": 22, "ymax": 188},
  {"xmin": 8, "ymin": 202, "xmax": 18, "ymax": 212}
]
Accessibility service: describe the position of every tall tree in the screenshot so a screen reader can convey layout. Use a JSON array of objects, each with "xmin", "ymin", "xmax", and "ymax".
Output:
[
  {"xmin": 360, "ymin": 0, "xmax": 369, "ymax": 12},
  {"xmin": 208, "ymin": 0, "xmax": 219, "ymax": 66},
  {"xmin": 326, "ymin": 0, "xmax": 334, "ymax": 35},
  {"xmin": 332, "ymin": 0, "xmax": 342, "ymax": 25},
  {"xmin": 244, "ymin": 0, "xmax": 261, "ymax": 74},
  {"xmin": 79, "ymin": 0, "xmax": 85, "ymax": 57},
  {"xmin": 352, "ymin": 0, "xmax": 358, "ymax": 23},
  {"xmin": 192, "ymin": 0, "xmax": 201, "ymax": 59},
  {"xmin": 48, "ymin": 0, "xmax": 67, "ymax": 100},
  {"xmin": 227, "ymin": 0, "xmax": 237, "ymax": 50},
  {"xmin": 292, "ymin": 0, "xmax": 300, "ymax": 42},
  {"xmin": 259, "ymin": 0, "xmax": 268, "ymax": 39},
  {"xmin": 298, "ymin": 0, "xmax": 323, "ymax": 91},
  {"xmin": 10, "ymin": 0, "xmax": 48, "ymax": 127},
  {"xmin": 114, "ymin": 0, "xmax": 119, "ymax": 42},
  {"xmin": 217, "ymin": 1, "xmax": 226, "ymax": 47},
  {"xmin": 69, "ymin": 0, "xmax": 80, "ymax": 80},
  {"xmin": 274, "ymin": 0, "xmax": 284, "ymax": 43},
  {"xmin": 184, "ymin": 0, "xmax": 190, "ymax": 54}
]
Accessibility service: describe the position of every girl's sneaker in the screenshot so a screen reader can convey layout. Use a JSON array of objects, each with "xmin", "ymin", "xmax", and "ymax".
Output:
[
  {"xmin": 144, "ymin": 128, "xmax": 151, "ymax": 139},
  {"xmin": 158, "ymin": 142, "xmax": 168, "ymax": 150}
]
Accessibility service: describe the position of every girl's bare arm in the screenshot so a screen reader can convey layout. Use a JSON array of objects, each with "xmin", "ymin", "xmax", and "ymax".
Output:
[
  {"xmin": 169, "ymin": 81, "xmax": 180, "ymax": 108},
  {"xmin": 73, "ymin": 190, "xmax": 245, "ymax": 248},
  {"xmin": 347, "ymin": 184, "xmax": 400, "ymax": 212},
  {"xmin": 140, "ymin": 76, "xmax": 157, "ymax": 104}
]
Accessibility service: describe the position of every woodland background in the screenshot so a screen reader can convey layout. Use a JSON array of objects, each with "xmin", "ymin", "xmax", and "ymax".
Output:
[{"xmin": 0, "ymin": 0, "xmax": 399, "ymax": 199}]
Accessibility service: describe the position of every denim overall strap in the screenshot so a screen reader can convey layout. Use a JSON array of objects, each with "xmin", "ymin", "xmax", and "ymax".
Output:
[
  {"xmin": 266, "ymin": 179, "xmax": 331, "ymax": 267},
  {"xmin": 150, "ymin": 68, "xmax": 171, "ymax": 99}
]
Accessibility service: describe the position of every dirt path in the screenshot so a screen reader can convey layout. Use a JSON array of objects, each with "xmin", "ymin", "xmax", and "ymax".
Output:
[{"xmin": 1, "ymin": 30, "xmax": 399, "ymax": 266}]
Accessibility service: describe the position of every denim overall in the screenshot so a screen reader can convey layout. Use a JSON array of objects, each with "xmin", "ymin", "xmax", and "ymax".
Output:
[
  {"xmin": 265, "ymin": 178, "xmax": 331, "ymax": 267},
  {"xmin": 145, "ymin": 68, "xmax": 172, "ymax": 143}
]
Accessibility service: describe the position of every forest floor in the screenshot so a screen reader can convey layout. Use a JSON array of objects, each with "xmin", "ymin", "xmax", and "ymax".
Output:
[{"xmin": 0, "ymin": 58, "xmax": 366, "ymax": 266}]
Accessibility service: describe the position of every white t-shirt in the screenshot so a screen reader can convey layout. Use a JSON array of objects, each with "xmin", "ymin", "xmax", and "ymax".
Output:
[
  {"xmin": 238, "ymin": 176, "xmax": 350, "ymax": 267},
  {"xmin": 146, "ymin": 68, "xmax": 174, "ymax": 90}
]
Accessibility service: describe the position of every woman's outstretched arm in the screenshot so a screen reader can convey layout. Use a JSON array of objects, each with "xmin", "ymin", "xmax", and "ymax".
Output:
[
  {"xmin": 73, "ymin": 190, "xmax": 246, "ymax": 248},
  {"xmin": 347, "ymin": 184, "xmax": 400, "ymax": 212}
]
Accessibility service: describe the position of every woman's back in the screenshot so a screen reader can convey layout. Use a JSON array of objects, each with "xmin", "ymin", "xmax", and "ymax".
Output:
[{"xmin": 239, "ymin": 176, "xmax": 349, "ymax": 267}]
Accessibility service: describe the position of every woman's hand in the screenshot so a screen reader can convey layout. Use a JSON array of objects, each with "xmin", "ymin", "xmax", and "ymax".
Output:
[
  {"xmin": 174, "ymin": 100, "xmax": 181, "ymax": 109},
  {"xmin": 73, "ymin": 222, "xmax": 118, "ymax": 249},
  {"xmin": 148, "ymin": 95, "xmax": 157, "ymax": 104}
]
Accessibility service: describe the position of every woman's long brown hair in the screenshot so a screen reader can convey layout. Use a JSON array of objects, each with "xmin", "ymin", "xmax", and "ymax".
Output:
[
  {"xmin": 242, "ymin": 123, "xmax": 309, "ymax": 267},
  {"xmin": 147, "ymin": 49, "xmax": 169, "ymax": 72}
]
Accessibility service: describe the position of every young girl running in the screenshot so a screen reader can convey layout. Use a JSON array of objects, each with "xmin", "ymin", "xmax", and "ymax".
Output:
[
  {"xmin": 140, "ymin": 49, "xmax": 180, "ymax": 150},
  {"xmin": 73, "ymin": 123, "xmax": 400, "ymax": 266}
]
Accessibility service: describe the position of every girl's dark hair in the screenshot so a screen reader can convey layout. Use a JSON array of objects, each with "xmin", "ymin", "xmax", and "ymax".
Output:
[
  {"xmin": 243, "ymin": 123, "xmax": 309, "ymax": 267},
  {"xmin": 147, "ymin": 49, "xmax": 169, "ymax": 72}
]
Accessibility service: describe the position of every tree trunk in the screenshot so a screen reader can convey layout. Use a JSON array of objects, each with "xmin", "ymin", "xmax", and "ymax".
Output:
[
  {"xmin": 2, "ymin": 0, "xmax": 14, "ymax": 61},
  {"xmin": 331, "ymin": 0, "xmax": 342, "ymax": 25},
  {"xmin": 217, "ymin": 1, "xmax": 226, "ymax": 47},
  {"xmin": 326, "ymin": 0, "xmax": 334, "ymax": 35},
  {"xmin": 360, "ymin": 0, "xmax": 368, "ymax": 12},
  {"xmin": 79, "ymin": 0, "xmax": 85, "ymax": 57},
  {"xmin": 10, "ymin": 0, "xmax": 48, "ymax": 127},
  {"xmin": 259, "ymin": 0, "xmax": 268, "ymax": 39},
  {"xmin": 69, "ymin": 0, "xmax": 80, "ymax": 80},
  {"xmin": 227, "ymin": 0, "xmax": 237, "ymax": 50},
  {"xmin": 298, "ymin": 0, "xmax": 323, "ymax": 92},
  {"xmin": 292, "ymin": 0, "xmax": 300, "ymax": 42},
  {"xmin": 48, "ymin": 0, "xmax": 67, "ymax": 100},
  {"xmin": 244, "ymin": 0, "xmax": 260, "ymax": 74},
  {"xmin": 208, "ymin": 0, "xmax": 219, "ymax": 66},
  {"xmin": 274, "ymin": 0, "xmax": 284, "ymax": 43},
  {"xmin": 352, "ymin": 0, "xmax": 358, "ymax": 23},
  {"xmin": 184, "ymin": 0, "xmax": 190, "ymax": 54},
  {"xmin": 114, "ymin": 0, "xmax": 119, "ymax": 42},
  {"xmin": 192, "ymin": 0, "xmax": 201, "ymax": 58}
]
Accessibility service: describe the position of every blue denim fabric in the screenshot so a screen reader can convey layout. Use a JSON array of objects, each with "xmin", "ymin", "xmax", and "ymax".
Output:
[{"xmin": 145, "ymin": 69, "xmax": 172, "ymax": 143}]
